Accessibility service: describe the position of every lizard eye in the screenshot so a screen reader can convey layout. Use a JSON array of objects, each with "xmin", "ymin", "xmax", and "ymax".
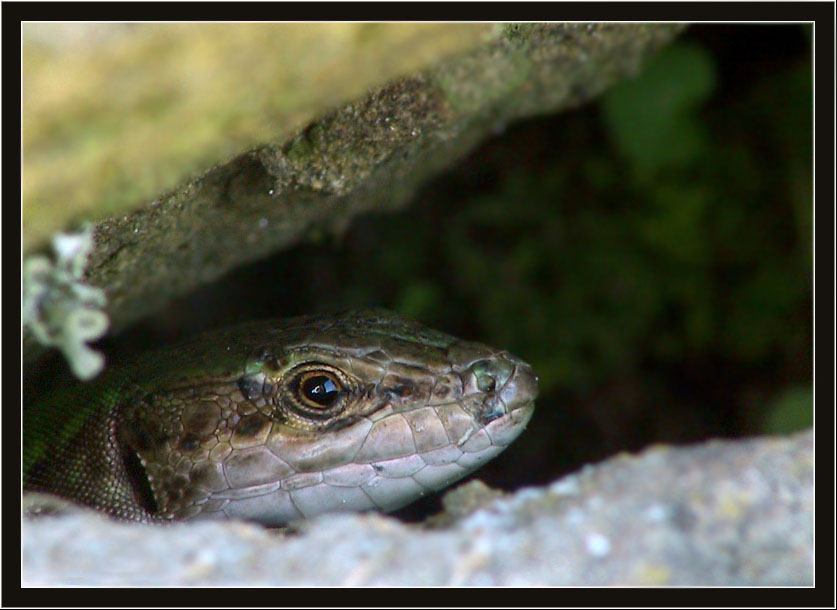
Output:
[
  {"xmin": 281, "ymin": 363, "xmax": 353, "ymax": 422},
  {"xmin": 299, "ymin": 372, "xmax": 342, "ymax": 408}
]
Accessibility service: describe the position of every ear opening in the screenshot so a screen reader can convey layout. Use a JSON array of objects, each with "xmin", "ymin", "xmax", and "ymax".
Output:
[{"xmin": 121, "ymin": 447, "xmax": 159, "ymax": 516}]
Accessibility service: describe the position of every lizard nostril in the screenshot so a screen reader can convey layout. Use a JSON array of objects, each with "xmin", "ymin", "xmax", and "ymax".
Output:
[
  {"xmin": 476, "ymin": 374, "xmax": 496, "ymax": 392},
  {"xmin": 468, "ymin": 358, "xmax": 515, "ymax": 395}
]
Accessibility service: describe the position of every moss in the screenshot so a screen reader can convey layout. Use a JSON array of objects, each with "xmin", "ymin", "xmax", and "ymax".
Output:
[{"xmin": 433, "ymin": 38, "xmax": 532, "ymax": 115}]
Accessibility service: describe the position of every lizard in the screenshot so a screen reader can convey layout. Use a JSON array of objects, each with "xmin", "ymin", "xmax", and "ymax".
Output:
[{"xmin": 23, "ymin": 309, "xmax": 537, "ymax": 526}]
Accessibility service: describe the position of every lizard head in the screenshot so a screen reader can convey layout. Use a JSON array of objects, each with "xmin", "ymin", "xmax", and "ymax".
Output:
[{"xmin": 124, "ymin": 310, "xmax": 537, "ymax": 526}]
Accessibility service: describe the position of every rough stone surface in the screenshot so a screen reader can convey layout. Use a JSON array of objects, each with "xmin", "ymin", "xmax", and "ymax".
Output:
[
  {"xmin": 23, "ymin": 23, "xmax": 494, "ymax": 253},
  {"xmin": 21, "ymin": 429, "xmax": 812, "ymax": 586},
  {"xmin": 23, "ymin": 24, "xmax": 686, "ymax": 369}
]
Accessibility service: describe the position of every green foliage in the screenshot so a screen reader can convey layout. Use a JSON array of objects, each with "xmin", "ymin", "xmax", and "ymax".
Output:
[
  {"xmin": 178, "ymin": 33, "xmax": 811, "ymax": 443},
  {"xmin": 761, "ymin": 386, "xmax": 813, "ymax": 434},
  {"xmin": 368, "ymin": 38, "xmax": 811, "ymax": 432},
  {"xmin": 601, "ymin": 43, "xmax": 716, "ymax": 172}
]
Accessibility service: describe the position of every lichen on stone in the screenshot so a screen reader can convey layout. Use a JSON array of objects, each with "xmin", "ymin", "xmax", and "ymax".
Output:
[{"xmin": 22, "ymin": 227, "xmax": 109, "ymax": 380}]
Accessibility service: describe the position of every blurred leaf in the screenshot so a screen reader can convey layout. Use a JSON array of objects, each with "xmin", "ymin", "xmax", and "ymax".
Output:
[
  {"xmin": 761, "ymin": 386, "xmax": 813, "ymax": 434},
  {"xmin": 601, "ymin": 42, "xmax": 716, "ymax": 172}
]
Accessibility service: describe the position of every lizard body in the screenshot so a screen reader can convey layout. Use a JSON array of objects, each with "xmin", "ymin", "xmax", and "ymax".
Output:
[{"xmin": 24, "ymin": 310, "xmax": 537, "ymax": 526}]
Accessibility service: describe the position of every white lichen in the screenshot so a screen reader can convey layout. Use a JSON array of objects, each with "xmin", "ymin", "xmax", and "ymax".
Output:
[{"xmin": 23, "ymin": 227, "xmax": 109, "ymax": 380}]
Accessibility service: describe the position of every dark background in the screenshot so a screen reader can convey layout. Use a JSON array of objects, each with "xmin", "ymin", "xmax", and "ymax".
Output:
[{"xmin": 33, "ymin": 24, "xmax": 814, "ymax": 520}]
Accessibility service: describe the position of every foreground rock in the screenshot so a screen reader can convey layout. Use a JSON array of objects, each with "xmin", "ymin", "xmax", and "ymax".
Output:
[{"xmin": 22, "ymin": 429, "xmax": 812, "ymax": 586}]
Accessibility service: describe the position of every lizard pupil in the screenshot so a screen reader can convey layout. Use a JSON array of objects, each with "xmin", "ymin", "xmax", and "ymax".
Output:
[{"xmin": 301, "ymin": 375, "xmax": 340, "ymax": 407}]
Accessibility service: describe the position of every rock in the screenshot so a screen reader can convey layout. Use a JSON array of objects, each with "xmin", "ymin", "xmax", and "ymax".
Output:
[
  {"xmin": 22, "ymin": 429, "xmax": 811, "ymax": 586},
  {"xmin": 23, "ymin": 24, "xmax": 686, "ymax": 369}
]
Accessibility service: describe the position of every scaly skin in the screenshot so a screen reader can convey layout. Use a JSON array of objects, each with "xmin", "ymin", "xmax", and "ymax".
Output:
[{"xmin": 24, "ymin": 310, "xmax": 537, "ymax": 526}]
